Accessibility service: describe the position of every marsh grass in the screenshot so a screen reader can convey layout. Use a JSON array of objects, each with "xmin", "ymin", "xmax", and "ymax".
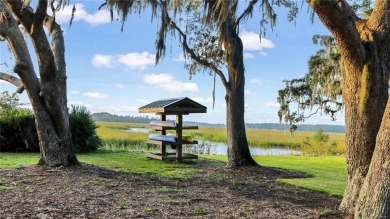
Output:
[
  {"xmin": 96, "ymin": 122, "xmax": 345, "ymax": 153},
  {"xmin": 187, "ymin": 126, "xmax": 345, "ymax": 150},
  {"xmin": 97, "ymin": 122, "xmax": 154, "ymax": 151}
]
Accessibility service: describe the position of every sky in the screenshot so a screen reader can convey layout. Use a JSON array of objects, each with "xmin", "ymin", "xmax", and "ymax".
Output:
[{"xmin": 0, "ymin": 1, "xmax": 345, "ymax": 125}]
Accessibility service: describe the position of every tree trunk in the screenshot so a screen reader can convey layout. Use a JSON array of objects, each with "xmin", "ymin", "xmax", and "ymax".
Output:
[
  {"xmin": 307, "ymin": 0, "xmax": 389, "ymax": 215},
  {"xmin": 339, "ymin": 12, "xmax": 390, "ymax": 216},
  {"xmin": 339, "ymin": 48, "xmax": 387, "ymax": 214},
  {"xmin": 1, "ymin": 0, "xmax": 78, "ymax": 167},
  {"xmin": 354, "ymin": 98, "xmax": 390, "ymax": 218},
  {"xmin": 225, "ymin": 79, "xmax": 257, "ymax": 167},
  {"xmin": 224, "ymin": 28, "xmax": 257, "ymax": 167}
]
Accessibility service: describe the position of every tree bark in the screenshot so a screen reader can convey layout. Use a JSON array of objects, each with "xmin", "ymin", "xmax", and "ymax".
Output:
[
  {"xmin": 354, "ymin": 98, "xmax": 390, "ymax": 218},
  {"xmin": 224, "ymin": 26, "xmax": 257, "ymax": 167},
  {"xmin": 307, "ymin": 0, "xmax": 389, "ymax": 215},
  {"xmin": 225, "ymin": 79, "xmax": 257, "ymax": 167},
  {"xmin": 1, "ymin": 0, "xmax": 78, "ymax": 167}
]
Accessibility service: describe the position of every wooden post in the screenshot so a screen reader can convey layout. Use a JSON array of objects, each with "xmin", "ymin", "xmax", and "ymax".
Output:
[
  {"xmin": 176, "ymin": 114, "xmax": 183, "ymax": 160},
  {"xmin": 160, "ymin": 114, "xmax": 166, "ymax": 156}
]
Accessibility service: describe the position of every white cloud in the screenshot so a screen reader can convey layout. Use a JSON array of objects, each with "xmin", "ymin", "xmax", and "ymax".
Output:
[
  {"xmin": 83, "ymin": 10, "xmax": 112, "ymax": 26},
  {"xmin": 143, "ymin": 73, "xmax": 199, "ymax": 93},
  {"xmin": 173, "ymin": 53, "xmax": 186, "ymax": 62},
  {"xmin": 91, "ymin": 52, "xmax": 155, "ymax": 70},
  {"xmin": 158, "ymin": 81, "xmax": 198, "ymax": 93},
  {"xmin": 240, "ymin": 31, "xmax": 275, "ymax": 56},
  {"xmin": 245, "ymin": 89, "xmax": 255, "ymax": 95},
  {"xmin": 117, "ymin": 52, "xmax": 155, "ymax": 70},
  {"xmin": 192, "ymin": 97, "xmax": 213, "ymax": 104},
  {"xmin": 116, "ymin": 83, "xmax": 125, "ymax": 89},
  {"xmin": 69, "ymin": 102, "xmax": 138, "ymax": 114},
  {"xmin": 259, "ymin": 51, "xmax": 267, "ymax": 57},
  {"xmin": 265, "ymin": 102, "xmax": 280, "ymax": 108},
  {"xmin": 94, "ymin": 105, "xmax": 138, "ymax": 113},
  {"xmin": 82, "ymin": 92, "xmax": 108, "ymax": 99},
  {"xmin": 71, "ymin": 90, "xmax": 80, "ymax": 94},
  {"xmin": 68, "ymin": 101, "xmax": 92, "ymax": 108},
  {"xmin": 91, "ymin": 54, "xmax": 114, "ymax": 68},
  {"xmin": 243, "ymin": 52, "xmax": 255, "ymax": 59},
  {"xmin": 143, "ymin": 73, "xmax": 173, "ymax": 84},
  {"xmin": 250, "ymin": 79, "xmax": 261, "ymax": 84},
  {"xmin": 53, "ymin": 3, "xmax": 111, "ymax": 26},
  {"xmin": 136, "ymin": 99, "xmax": 149, "ymax": 104},
  {"xmin": 245, "ymin": 103, "xmax": 252, "ymax": 111}
]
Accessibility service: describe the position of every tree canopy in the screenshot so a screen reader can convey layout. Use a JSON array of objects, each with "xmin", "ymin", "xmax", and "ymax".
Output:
[{"xmin": 277, "ymin": 35, "xmax": 343, "ymax": 134}]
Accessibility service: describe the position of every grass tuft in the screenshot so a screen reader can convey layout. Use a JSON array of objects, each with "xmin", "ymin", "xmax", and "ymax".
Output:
[{"xmin": 191, "ymin": 207, "xmax": 208, "ymax": 215}]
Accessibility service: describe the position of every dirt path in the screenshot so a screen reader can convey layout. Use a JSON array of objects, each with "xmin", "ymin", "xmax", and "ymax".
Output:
[{"xmin": 0, "ymin": 162, "xmax": 344, "ymax": 218}]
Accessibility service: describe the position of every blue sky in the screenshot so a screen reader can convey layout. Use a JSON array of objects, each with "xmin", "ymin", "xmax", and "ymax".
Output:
[{"xmin": 0, "ymin": 1, "xmax": 345, "ymax": 125}]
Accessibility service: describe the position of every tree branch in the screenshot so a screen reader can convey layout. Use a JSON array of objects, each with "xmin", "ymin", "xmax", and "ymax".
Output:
[
  {"xmin": 6, "ymin": 0, "xmax": 57, "ymax": 83},
  {"xmin": 163, "ymin": 12, "xmax": 229, "ymax": 88},
  {"xmin": 0, "ymin": 72, "xmax": 25, "ymax": 93},
  {"xmin": 4, "ymin": 0, "xmax": 33, "ymax": 32},
  {"xmin": 234, "ymin": 0, "xmax": 258, "ymax": 30},
  {"xmin": 33, "ymin": 0, "xmax": 47, "ymax": 31},
  {"xmin": 307, "ymin": 0, "xmax": 365, "ymax": 65},
  {"xmin": 44, "ymin": 15, "xmax": 67, "ymax": 101},
  {"xmin": 301, "ymin": 107, "xmax": 321, "ymax": 120},
  {"xmin": 0, "ymin": 1, "xmax": 40, "ymax": 95},
  {"xmin": 367, "ymin": 0, "xmax": 390, "ymax": 31}
]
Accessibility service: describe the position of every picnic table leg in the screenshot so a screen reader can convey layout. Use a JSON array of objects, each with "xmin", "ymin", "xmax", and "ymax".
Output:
[
  {"xmin": 161, "ymin": 114, "xmax": 167, "ymax": 156},
  {"xmin": 176, "ymin": 115, "xmax": 183, "ymax": 160}
]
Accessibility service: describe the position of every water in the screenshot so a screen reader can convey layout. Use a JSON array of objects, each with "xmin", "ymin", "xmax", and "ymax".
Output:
[
  {"xmin": 185, "ymin": 141, "xmax": 301, "ymax": 156},
  {"xmin": 128, "ymin": 128, "xmax": 150, "ymax": 133},
  {"xmin": 126, "ymin": 128, "xmax": 301, "ymax": 156}
]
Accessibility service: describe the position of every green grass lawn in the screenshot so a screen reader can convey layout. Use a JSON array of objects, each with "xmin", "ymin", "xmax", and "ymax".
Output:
[
  {"xmin": 0, "ymin": 153, "xmax": 40, "ymax": 167},
  {"xmin": 0, "ymin": 151, "xmax": 203, "ymax": 178},
  {"xmin": 77, "ymin": 150, "xmax": 203, "ymax": 178},
  {"xmin": 0, "ymin": 151, "xmax": 346, "ymax": 197},
  {"xmin": 201, "ymin": 155, "xmax": 346, "ymax": 197},
  {"xmin": 258, "ymin": 156, "xmax": 346, "ymax": 197}
]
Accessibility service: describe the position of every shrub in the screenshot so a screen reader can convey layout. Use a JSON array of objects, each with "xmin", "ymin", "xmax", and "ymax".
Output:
[
  {"xmin": 300, "ymin": 128, "xmax": 343, "ymax": 155},
  {"xmin": 69, "ymin": 105, "xmax": 102, "ymax": 153},
  {"xmin": 0, "ymin": 108, "xmax": 39, "ymax": 152},
  {"xmin": 0, "ymin": 91, "xmax": 102, "ymax": 153}
]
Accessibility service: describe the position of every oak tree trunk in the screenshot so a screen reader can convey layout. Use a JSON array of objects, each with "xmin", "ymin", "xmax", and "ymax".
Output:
[
  {"xmin": 340, "ymin": 44, "xmax": 387, "ymax": 214},
  {"xmin": 225, "ymin": 79, "xmax": 257, "ymax": 167},
  {"xmin": 224, "ymin": 28, "xmax": 257, "ymax": 167},
  {"xmin": 354, "ymin": 98, "xmax": 390, "ymax": 218},
  {"xmin": 307, "ymin": 0, "xmax": 389, "ymax": 215},
  {"xmin": 0, "ymin": 0, "xmax": 78, "ymax": 167}
]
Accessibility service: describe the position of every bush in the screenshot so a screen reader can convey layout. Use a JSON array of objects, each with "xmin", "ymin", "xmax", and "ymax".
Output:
[
  {"xmin": 0, "ymin": 91, "xmax": 102, "ymax": 153},
  {"xmin": 0, "ymin": 108, "xmax": 39, "ymax": 152},
  {"xmin": 300, "ymin": 128, "xmax": 343, "ymax": 155},
  {"xmin": 69, "ymin": 105, "xmax": 102, "ymax": 153},
  {"xmin": 0, "ymin": 106, "xmax": 102, "ymax": 153}
]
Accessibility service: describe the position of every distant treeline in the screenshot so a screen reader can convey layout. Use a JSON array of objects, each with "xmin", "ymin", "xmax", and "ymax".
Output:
[
  {"xmin": 91, "ymin": 112, "xmax": 159, "ymax": 124},
  {"xmin": 245, "ymin": 123, "xmax": 345, "ymax": 133},
  {"xmin": 91, "ymin": 112, "xmax": 345, "ymax": 133}
]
